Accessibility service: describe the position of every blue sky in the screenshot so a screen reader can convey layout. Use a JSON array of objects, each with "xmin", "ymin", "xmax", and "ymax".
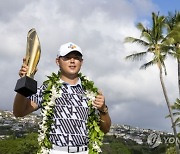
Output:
[
  {"xmin": 152, "ymin": 0, "xmax": 180, "ymax": 15},
  {"xmin": 0, "ymin": 0, "xmax": 180, "ymax": 133}
]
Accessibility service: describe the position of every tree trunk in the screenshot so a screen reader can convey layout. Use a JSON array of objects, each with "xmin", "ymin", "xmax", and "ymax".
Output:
[
  {"xmin": 159, "ymin": 66, "xmax": 180, "ymax": 154},
  {"xmin": 178, "ymin": 59, "xmax": 180, "ymax": 98}
]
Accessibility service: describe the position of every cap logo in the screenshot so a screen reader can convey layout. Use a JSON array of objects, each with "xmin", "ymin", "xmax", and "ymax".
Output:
[{"xmin": 68, "ymin": 44, "xmax": 76, "ymax": 49}]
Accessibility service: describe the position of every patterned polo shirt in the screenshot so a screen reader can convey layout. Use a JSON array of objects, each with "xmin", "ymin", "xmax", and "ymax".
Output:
[{"xmin": 29, "ymin": 79, "xmax": 89, "ymax": 147}]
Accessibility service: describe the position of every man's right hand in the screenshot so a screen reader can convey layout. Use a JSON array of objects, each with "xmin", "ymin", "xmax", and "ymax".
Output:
[{"xmin": 19, "ymin": 58, "xmax": 28, "ymax": 77}]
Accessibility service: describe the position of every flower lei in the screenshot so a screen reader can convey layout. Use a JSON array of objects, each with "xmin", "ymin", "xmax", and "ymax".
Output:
[{"xmin": 37, "ymin": 71, "xmax": 104, "ymax": 154}]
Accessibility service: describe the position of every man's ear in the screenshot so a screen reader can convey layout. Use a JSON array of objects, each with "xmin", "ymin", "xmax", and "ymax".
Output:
[
  {"xmin": 56, "ymin": 57, "xmax": 60, "ymax": 66},
  {"xmin": 80, "ymin": 59, "xmax": 83, "ymax": 66}
]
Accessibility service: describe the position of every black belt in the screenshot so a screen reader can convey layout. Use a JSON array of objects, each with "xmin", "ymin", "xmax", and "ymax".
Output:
[{"xmin": 53, "ymin": 145, "xmax": 88, "ymax": 153}]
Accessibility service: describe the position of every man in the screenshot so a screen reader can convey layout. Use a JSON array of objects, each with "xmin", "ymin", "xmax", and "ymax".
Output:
[{"xmin": 13, "ymin": 42, "xmax": 111, "ymax": 154}]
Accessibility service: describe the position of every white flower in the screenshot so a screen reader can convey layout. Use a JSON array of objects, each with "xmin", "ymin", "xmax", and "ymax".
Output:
[
  {"xmin": 84, "ymin": 76, "xmax": 91, "ymax": 81},
  {"xmin": 86, "ymin": 91, "xmax": 96, "ymax": 101},
  {"xmin": 51, "ymin": 85, "xmax": 61, "ymax": 99},
  {"xmin": 53, "ymin": 92, "xmax": 61, "ymax": 99},
  {"xmin": 93, "ymin": 141, "xmax": 102, "ymax": 153},
  {"xmin": 44, "ymin": 106, "xmax": 50, "ymax": 111},
  {"xmin": 57, "ymin": 79, "xmax": 63, "ymax": 84},
  {"xmin": 38, "ymin": 133, "xmax": 45, "ymax": 142},
  {"xmin": 37, "ymin": 147, "xmax": 50, "ymax": 154}
]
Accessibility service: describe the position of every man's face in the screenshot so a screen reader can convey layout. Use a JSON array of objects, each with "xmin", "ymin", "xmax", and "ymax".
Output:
[{"xmin": 56, "ymin": 51, "xmax": 83, "ymax": 77}]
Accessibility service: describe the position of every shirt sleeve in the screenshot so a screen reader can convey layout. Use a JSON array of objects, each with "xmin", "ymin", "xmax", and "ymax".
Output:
[{"xmin": 27, "ymin": 84, "xmax": 47, "ymax": 108}]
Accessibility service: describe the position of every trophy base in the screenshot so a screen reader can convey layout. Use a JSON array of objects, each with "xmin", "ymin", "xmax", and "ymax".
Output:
[{"xmin": 14, "ymin": 76, "xmax": 37, "ymax": 97}]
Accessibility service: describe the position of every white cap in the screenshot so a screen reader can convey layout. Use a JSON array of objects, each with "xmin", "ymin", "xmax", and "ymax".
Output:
[{"xmin": 58, "ymin": 42, "xmax": 83, "ymax": 57}]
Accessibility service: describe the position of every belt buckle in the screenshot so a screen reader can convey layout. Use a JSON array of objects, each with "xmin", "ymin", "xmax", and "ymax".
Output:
[
  {"xmin": 68, "ymin": 145, "xmax": 87, "ymax": 153},
  {"xmin": 68, "ymin": 146, "xmax": 78, "ymax": 153}
]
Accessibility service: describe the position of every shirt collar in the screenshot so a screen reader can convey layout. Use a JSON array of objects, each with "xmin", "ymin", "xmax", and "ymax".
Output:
[{"xmin": 60, "ymin": 78, "xmax": 82, "ymax": 87}]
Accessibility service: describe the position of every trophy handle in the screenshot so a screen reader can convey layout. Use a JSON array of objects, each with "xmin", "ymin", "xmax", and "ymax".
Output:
[{"xmin": 26, "ymin": 28, "xmax": 41, "ymax": 78}]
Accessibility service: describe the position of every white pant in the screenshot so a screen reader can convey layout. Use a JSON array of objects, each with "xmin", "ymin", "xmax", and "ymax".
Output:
[{"xmin": 49, "ymin": 149, "xmax": 89, "ymax": 154}]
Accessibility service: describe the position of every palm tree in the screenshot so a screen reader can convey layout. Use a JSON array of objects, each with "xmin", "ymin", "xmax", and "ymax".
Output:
[
  {"xmin": 165, "ymin": 11, "xmax": 180, "ymax": 97},
  {"xmin": 124, "ymin": 12, "xmax": 180, "ymax": 153}
]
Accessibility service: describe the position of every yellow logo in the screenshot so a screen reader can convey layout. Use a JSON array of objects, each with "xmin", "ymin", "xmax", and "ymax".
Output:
[{"xmin": 68, "ymin": 44, "xmax": 76, "ymax": 49}]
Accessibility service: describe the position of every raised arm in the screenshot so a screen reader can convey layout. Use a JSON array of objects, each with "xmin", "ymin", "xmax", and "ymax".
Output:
[
  {"xmin": 13, "ymin": 58, "xmax": 38, "ymax": 117},
  {"xmin": 13, "ymin": 93, "xmax": 38, "ymax": 117}
]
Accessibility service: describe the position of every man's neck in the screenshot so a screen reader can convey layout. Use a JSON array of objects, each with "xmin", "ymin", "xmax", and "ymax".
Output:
[{"xmin": 60, "ymin": 74, "xmax": 79, "ymax": 85}]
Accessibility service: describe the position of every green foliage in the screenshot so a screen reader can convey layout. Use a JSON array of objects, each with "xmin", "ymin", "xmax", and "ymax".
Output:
[
  {"xmin": 102, "ymin": 142, "xmax": 131, "ymax": 154},
  {"xmin": 0, "ymin": 133, "xmax": 172, "ymax": 154},
  {"xmin": 101, "ymin": 135, "xmax": 167, "ymax": 154},
  {"xmin": 166, "ymin": 146, "xmax": 176, "ymax": 154},
  {"xmin": 0, "ymin": 133, "xmax": 38, "ymax": 154}
]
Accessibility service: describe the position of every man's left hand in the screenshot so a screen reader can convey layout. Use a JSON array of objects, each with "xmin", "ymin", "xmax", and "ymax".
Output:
[{"xmin": 92, "ymin": 91, "xmax": 106, "ymax": 111}]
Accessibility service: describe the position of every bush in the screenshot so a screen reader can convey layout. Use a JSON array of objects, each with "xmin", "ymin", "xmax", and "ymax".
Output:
[{"xmin": 0, "ymin": 133, "xmax": 38, "ymax": 154}]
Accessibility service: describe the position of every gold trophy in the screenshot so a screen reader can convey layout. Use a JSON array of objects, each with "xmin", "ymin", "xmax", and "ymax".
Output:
[{"xmin": 14, "ymin": 28, "xmax": 41, "ymax": 97}]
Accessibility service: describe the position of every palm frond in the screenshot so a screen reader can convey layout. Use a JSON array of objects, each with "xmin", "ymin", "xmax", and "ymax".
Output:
[
  {"xmin": 168, "ymin": 98, "xmax": 180, "ymax": 126},
  {"xmin": 165, "ymin": 11, "xmax": 180, "ymax": 30},
  {"xmin": 151, "ymin": 12, "xmax": 166, "ymax": 43},
  {"xmin": 161, "ymin": 45, "xmax": 174, "ymax": 53},
  {"xmin": 147, "ymin": 47, "xmax": 155, "ymax": 53},
  {"xmin": 140, "ymin": 60, "xmax": 155, "ymax": 69},
  {"xmin": 136, "ymin": 23, "xmax": 146, "ymax": 31},
  {"xmin": 124, "ymin": 37, "xmax": 149, "ymax": 47},
  {"xmin": 141, "ymin": 31, "xmax": 152, "ymax": 43},
  {"xmin": 163, "ymin": 37, "xmax": 175, "ymax": 45},
  {"xmin": 173, "ymin": 112, "xmax": 180, "ymax": 116},
  {"xmin": 165, "ymin": 12, "xmax": 177, "ymax": 30},
  {"xmin": 174, "ymin": 117, "xmax": 180, "ymax": 125},
  {"xmin": 125, "ymin": 51, "xmax": 147, "ymax": 61},
  {"xmin": 166, "ymin": 112, "xmax": 180, "ymax": 119},
  {"xmin": 167, "ymin": 50, "xmax": 177, "ymax": 58},
  {"xmin": 171, "ymin": 98, "xmax": 180, "ymax": 110}
]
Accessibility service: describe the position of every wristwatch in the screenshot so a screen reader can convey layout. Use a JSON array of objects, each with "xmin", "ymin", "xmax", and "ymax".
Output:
[{"xmin": 99, "ymin": 105, "xmax": 108, "ymax": 114}]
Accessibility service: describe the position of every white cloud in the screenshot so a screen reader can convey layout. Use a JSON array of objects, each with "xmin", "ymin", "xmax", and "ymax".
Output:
[{"xmin": 0, "ymin": 0, "xmax": 177, "ymax": 132}]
